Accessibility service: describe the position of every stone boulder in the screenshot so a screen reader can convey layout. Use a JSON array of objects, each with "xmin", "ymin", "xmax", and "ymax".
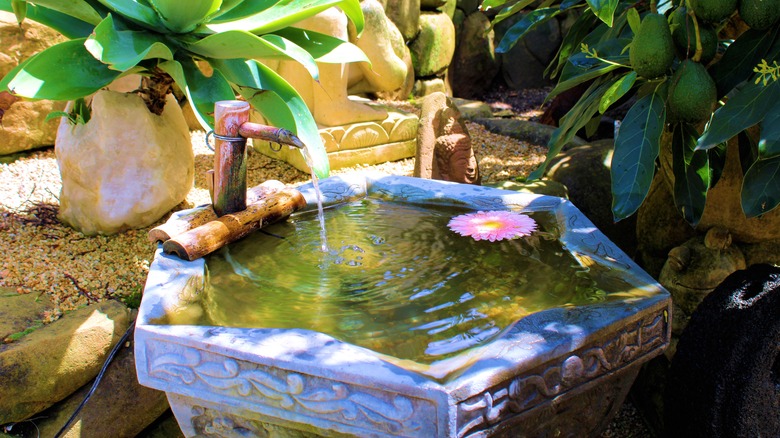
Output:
[
  {"xmin": 0, "ymin": 300, "xmax": 131, "ymax": 424},
  {"xmin": 415, "ymin": 92, "xmax": 480, "ymax": 184},
  {"xmin": 409, "ymin": 12, "xmax": 456, "ymax": 77},
  {"xmin": 494, "ymin": 13, "xmax": 561, "ymax": 90},
  {"xmin": 448, "ymin": 12, "xmax": 499, "ymax": 98},
  {"xmin": 0, "ymin": 289, "xmax": 54, "ymax": 343},
  {"xmin": 384, "ymin": 0, "xmax": 421, "ymax": 41},
  {"xmin": 0, "ymin": 12, "xmax": 67, "ymax": 155},
  {"xmin": 32, "ymin": 333, "xmax": 169, "ymax": 438},
  {"xmin": 56, "ymin": 90, "xmax": 193, "ymax": 235},
  {"xmin": 476, "ymin": 117, "xmax": 587, "ymax": 150}
]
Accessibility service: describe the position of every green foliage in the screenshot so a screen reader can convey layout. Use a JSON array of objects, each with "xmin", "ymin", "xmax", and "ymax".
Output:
[
  {"xmin": 738, "ymin": 0, "xmax": 780, "ymax": 30},
  {"xmin": 0, "ymin": 0, "xmax": 370, "ymax": 179},
  {"xmin": 490, "ymin": 0, "xmax": 780, "ymax": 221},
  {"xmin": 45, "ymin": 97, "xmax": 91, "ymax": 125}
]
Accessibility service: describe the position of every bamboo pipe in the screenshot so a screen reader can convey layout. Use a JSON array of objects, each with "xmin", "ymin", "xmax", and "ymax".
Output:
[
  {"xmin": 162, "ymin": 188, "xmax": 307, "ymax": 261},
  {"xmin": 212, "ymin": 100, "xmax": 250, "ymax": 216},
  {"xmin": 148, "ymin": 180, "xmax": 286, "ymax": 244}
]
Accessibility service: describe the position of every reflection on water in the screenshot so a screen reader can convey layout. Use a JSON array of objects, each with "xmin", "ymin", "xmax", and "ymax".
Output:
[{"xmin": 192, "ymin": 199, "xmax": 632, "ymax": 364}]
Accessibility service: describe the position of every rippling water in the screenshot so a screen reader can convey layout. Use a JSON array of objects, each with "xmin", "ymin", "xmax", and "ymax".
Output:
[{"xmin": 199, "ymin": 199, "xmax": 627, "ymax": 364}]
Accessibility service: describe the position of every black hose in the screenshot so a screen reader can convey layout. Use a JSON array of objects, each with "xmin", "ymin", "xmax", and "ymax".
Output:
[{"xmin": 53, "ymin": 319, "xmax": 136, "ymax": 438}]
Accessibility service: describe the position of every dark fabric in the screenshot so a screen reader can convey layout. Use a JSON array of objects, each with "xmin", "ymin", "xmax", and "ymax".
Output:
[{"xmin": 665, "ymin": 264, "xmax": 780, "ymax": 437}]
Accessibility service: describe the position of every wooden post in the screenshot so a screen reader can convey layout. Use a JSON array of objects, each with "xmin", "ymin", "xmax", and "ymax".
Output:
[{"xmin": 213, "ymin": 100, "xmax": 250, "ymax": 216}]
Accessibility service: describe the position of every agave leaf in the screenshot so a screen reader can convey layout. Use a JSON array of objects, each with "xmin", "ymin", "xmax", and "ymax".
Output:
[
  {"xmin": 202, "ymin": 0, "xmax": 363, "ymax": 37},
  {"xmin": 611, "ymin": 85, "xmax": 666, "ymax": 221},
  {"xmin": 0, "ymin": 0, "xmax": 95, "ymax": 37},
  {"xmin": 697, "ymin": 79, "xmax": 780, "ymax": 151},
  {"xmin": 672, "ymin": 123, "xmax": 709, "ymax": 226},
  {"xmin": 187, "ymin": 30, "xmax": 319, "ymax": 81},
  {"xmin": 159, "ymin": 59, "xmax": 234, "ymax": 130},
  {"xmin": 741, "ymin": 155, "xmax": 780, "ymax": 217},
  {"xmin": 92, "ymin": 0, "xmax": 165, "ymax": 32},
  {"xmin": 212, "ymin": 59, "xmax": 329, "ymax": 179},
  {"xmin": 273, "ymin": 27, "xmax": 369, "ymax": 64},
  {"xmin": 22, "ymin": 0, "xmax": 103, "ymax": 25},
  {"xmin": 528, "ymin": 77, "xmax": 614, "ymax": 180},
  {"xmin": 758, "ymin": 102, "xmax": 780, "ymax": 159},
  {"xmin": 2, "ymin": 39, "xmax": 121, "ymax": 100},
  {"xmin": 149, "ymin": 0, "xmax": 221, "ymax": 33},
  {"xmin": 710, "ymin": 28, "xmax": 780, "ymax": 98},
  {"xmin": 496, "ymin": 8, "xmax": 562, "ymax": 54},
  {"xmin": 599, "ymin": 70, "xmax": 635, "ymax": 114},
  {"xmin": 85, "ymin": 14, "xmax": 173, "ymax": 72},
  {"xmin": 207, "ymin": 0, "xmax": 277, "ymax": 22},
  {"xmin": 585, "ymin": 0, "xmax": 618, "ymax": 27}
]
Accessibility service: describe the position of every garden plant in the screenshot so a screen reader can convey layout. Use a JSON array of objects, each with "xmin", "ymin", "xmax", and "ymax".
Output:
[
  {"xmin": 488, "ymin": 0, "xmax": 780, "ymax": 225},
  {"xmin": 0, "ymin": 0, "xmax": 372, "ymax": 179}
]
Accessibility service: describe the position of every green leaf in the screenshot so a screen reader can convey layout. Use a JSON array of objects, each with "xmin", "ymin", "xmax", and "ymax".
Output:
[
  {"xmin": 709, "ymin": 27, "xmax": 780, "ymax": 98},
  {"xmin": 550, "ymin": 38, "xmax": 629, "ymax": 101},
  {"xmin": 586, "ymin": 0, "xmax": 618, "ymax": 27},
  {"xmin": 272, "ymin": 27, "xmax": 369, "ymax": 64},
  {"xmin": 611, "ymin": 85, "xmax": 666, "ymax": 221},
  {"xmin": 207, "ymin": 0, "xmax": 275, "ymax": 22},
  {"xmin": 149, "ymin": 0, "xmax": 221, "ymax": 33},
  {"xmin": 672, "ymin": 123, "xmax": 709, "ymax": 225},
  {"xmin": 202, "ymin": 0, "xmax": 363, "ymax": 37},
  {"xmin": 741, "ymin": 155, "xmax": 780, "ymax": 217},
  {"xmin": 22, "ymin": 0, "xmax": 103, "ymax": 25},
  {"xmin": 490, "ymin": 0, "xmax": 536, "ymax": 30},
  {"xmin": 758, "ymin": 102, "xmax": 780, "ymax": 159},
  {"xmin": 697, "ymin": 79, "xmax": 780, "ymax": 151},
  {"xmin": 496, "ymin": 8, "xmax": 562, "ymax": 54},
  {"xmin": 626, "ymin": 7, "xmax": 640, "ymax": 35},
  {"xmin": 187, "ymin": 30, "xmax": 319, "ymax": 81},
  {"xmin": 212, "ymin": 59, "xmax": 329, "ymax": 179},
  {"xmin": 545, "ymin": 9, "xmax": 599, "ymax": 79},
  {"xmin": 92, "ymin": 0, "xmax": 166, "ymax": 32},
  {"xmin": 599, "ymin": 70, "xmax": 635, "ymax": 113},
  {"xmin": 482, "ymin": 0, "xmax": 513, "ymax": 9},
  {"xmin": 0, "ymin": 0, "xmax": 95, "ymax": 37},
  {"xmin": 528, "ymin": 77, "xmax": 614, "ymax": 180},
  {"xmin": 159, "ymin": 58, "xmax": 235, "ymax": 130},
  {"xmin": 11, "ymin": 0, "xmax": 27, "ymax": 24},
  {"xmin": 85, "ymin": 14, "xmax": 173, "ymax": 72},
  {"xmin": 2, "ymin": 39, "xmax": 121, "ymax": 100}
]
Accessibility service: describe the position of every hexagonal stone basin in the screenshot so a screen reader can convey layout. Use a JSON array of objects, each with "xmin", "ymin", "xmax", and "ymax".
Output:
[{"xmin": 135, "ymin": 174, "xmax": 671, "ymax": 437}]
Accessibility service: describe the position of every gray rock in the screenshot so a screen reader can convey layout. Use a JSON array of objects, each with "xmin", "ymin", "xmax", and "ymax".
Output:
[
  {"xmin": 409, "ymin": 12, "xmax": 456, "ymax": 77},
  {"xmin": 451, "ymin": 98, "xmax": 492, "ymax": 120},
  {"xmin": 0, "ymin": 300, "xmax": 131, "ymax": 423},
  {"xmin": 475, "ymin": 117, "xmax": 587, "ymax": 148},
  {"xmin": 384, "ymin": 0, "xmax": 421, "ymax": 41},
  {"xmin": 494, "ymin": 13, "xmax": 561, "ymax": 90},
  {"xmin": 33, "ymin": 333, "xmax": 169, "ymax": 438},
  {"xmin": 448, "ymin": 11, "xmax": 499, "ymax": 98}
]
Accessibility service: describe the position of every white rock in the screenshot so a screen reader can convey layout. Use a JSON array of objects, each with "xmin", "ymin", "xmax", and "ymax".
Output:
[{"xmin": 56, "ymin": 90, "xmax": 193, "ymax": 235}]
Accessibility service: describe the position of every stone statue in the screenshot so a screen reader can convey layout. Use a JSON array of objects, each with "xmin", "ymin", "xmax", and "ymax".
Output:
[{"xmin": 415, "ymin": 92, "xmax": 481, "ymax": 184}]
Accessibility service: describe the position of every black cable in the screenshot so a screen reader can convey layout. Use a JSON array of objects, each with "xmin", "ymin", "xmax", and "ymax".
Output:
[{"xmin": 53, "ymin": 319, "xmax": 136, "ymax": 438}]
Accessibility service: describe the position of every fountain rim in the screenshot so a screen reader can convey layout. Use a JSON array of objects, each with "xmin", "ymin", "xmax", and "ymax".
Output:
[{"xmin": 135, "ymin": 173, "xmax": 670, "ymax": 386}]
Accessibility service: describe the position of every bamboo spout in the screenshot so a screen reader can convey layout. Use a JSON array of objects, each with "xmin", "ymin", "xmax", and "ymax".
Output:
[{"xmin": 238, "ymin": 122, "xmax": 305, "ymax": 149}]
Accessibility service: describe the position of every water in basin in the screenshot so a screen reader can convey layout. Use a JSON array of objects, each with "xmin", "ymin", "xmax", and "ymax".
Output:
[{"xmin": 173, "ymin": 198, "xmax": 635, "ymax": 365}]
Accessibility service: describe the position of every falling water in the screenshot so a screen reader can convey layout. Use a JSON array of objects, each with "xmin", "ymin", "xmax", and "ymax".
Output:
[{"xmin": 300, "ymin": 145, "xmax": 329, "ymax": 252}]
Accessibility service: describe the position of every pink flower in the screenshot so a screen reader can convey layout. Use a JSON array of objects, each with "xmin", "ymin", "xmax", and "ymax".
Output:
[{"xmin": 448, "ymin": 210, "xmax": 537, "ymax": 242}]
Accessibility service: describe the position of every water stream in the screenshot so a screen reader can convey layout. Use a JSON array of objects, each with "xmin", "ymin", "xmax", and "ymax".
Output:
[{"xmin": 300, "ymin": 145, "xmax": 329, "ymax": 252}]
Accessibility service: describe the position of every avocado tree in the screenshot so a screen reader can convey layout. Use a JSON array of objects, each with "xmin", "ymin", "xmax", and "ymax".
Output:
[{"xmin": 487, "ymin": 0, "xmax": 780, "ymax": 225}]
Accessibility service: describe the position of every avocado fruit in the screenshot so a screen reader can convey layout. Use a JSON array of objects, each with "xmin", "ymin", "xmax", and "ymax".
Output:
[
  {"xmin": 690, "ymin": 0, "xmax": 738, "ymax": 22},
  {"xmin": 668, "ymin": 60, "xmax": 717, "ymax": 123},
  {"xmin": 630, "ymin": 13, "xmax": 675, "ymax": 79},
  {"xmin": 739, "ymin": 0, "xmax": 780, "ymax": 30},
  {"xmin": 670, "ymin": 7, "xmax": 718, "ymax": 64}
]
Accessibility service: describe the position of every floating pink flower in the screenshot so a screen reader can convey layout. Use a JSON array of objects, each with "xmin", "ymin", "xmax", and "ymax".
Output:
[{"xmin": 448, "ymin": 210, "xmax": 537, "ymax": 242}]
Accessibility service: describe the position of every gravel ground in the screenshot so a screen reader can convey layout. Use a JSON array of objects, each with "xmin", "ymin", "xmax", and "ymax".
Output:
[{"xmin": 0, "ymin": 96, "xmax": 650, "ymax": 437}]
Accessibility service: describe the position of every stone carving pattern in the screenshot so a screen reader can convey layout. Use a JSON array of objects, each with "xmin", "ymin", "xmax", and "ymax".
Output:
[
  {"xmin": 565, "ymin": 208, "xmax": 633, "ymax": 270},
  {"xmin": 148, "ymin": 348, "xmax": 425, "ymax": 435},
  {"xmin": 319, "ymin": 181, "xmax": 365, "ymax": 205},
  {"xmin": 456, "ymin": 311, "xmax": 667, "ymax": 437}
]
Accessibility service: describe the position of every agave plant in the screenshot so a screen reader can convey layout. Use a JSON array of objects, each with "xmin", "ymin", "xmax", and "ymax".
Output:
[
  {"xmin": 0, "ymin": 0, "xmax": 370, "ymax": 178},
  {"xmin": 487, "ymin": 0, "xmax": 780, "ymax": 224}
]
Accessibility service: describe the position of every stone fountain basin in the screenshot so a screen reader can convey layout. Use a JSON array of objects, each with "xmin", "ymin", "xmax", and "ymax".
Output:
[{"xmin": 135, "ymin": 174, "xmax": 671, "ymax": 437}]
